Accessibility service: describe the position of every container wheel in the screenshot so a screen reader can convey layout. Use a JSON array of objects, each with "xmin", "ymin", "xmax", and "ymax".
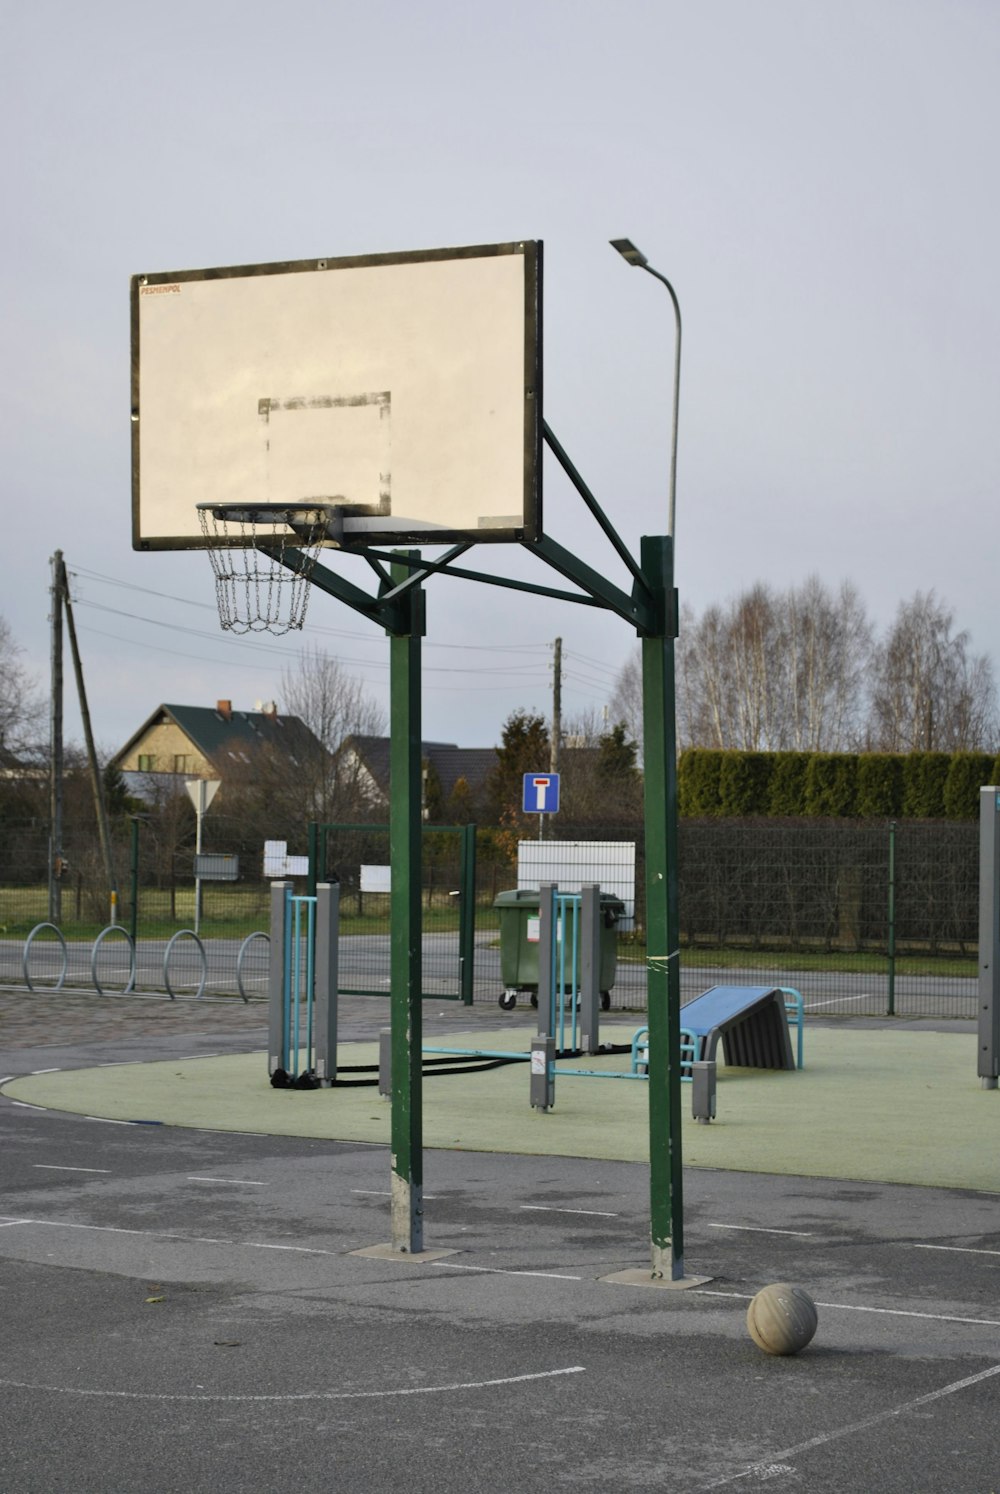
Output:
[
  {"xmin": 499, "ymin": 990, "xmax": 518, "ymax": 1012},
  {"xmin": 601, "ymin": 991, "xmax": 611, "ymax": 1011},
  {"xmin": 529, "ymin": 992, "xmax": 538, "ymax": 1008}
]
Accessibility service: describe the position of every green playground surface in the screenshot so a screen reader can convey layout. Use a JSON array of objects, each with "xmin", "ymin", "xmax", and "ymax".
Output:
[{"xmin": 5, "ymin": 1024, "xmax": 997, "ymax": 1193}]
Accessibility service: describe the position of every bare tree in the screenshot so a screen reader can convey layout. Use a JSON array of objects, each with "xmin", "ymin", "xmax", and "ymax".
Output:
[
  {"xmin": 615, "ymin": 577, "xmax": 875, "ymax": 753},
  {"xmin": 782, "ymin": 577, "xmax": 872, "ymax": 750},
  {"xmin": 278, "ymin": 645, "xmax": 387, "ymax": 821},
  {"xmin": 0, "ymin": 616, "xmax": 43, "ymax": 757},
  {"xmin": 609, "ymin": 652, "xmax": 643, "ymax": 753},
  {"xmin": 868, "ymin": 591, "xmax": 998, "ymax": 751}
]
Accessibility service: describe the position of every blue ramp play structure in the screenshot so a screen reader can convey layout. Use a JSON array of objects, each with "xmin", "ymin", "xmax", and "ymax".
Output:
[
  {"xmin": 680, "ymin": 985, "xmax": 798, "ymax": 1070},
  {"xmin": 632, "ymin": 986, "xmax": 803, "ymax": 1082}
]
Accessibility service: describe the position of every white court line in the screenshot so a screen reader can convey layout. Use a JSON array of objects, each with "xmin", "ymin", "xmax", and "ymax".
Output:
[
  {"xmin": 0, "ymin": 1218, "xmax": 230, "ymax": 1245},
  {"xmin": 247, "ymin": 1242, "xmax": 340, "ymax": 1256},
  {"xmin": 33, "ymin": 1165, "xmax": 112, "ymax": 1175},
  {"xmin": 0, "ymin": 1365, "xmax": 586, "ymax": 1404},
  {"xmin": 0, "ymin": 1217, "xmax": 340, "ymax": 1257},
  {"xmin": 187, "ymin": 1177, "xmax": 267, "ymax": 1186},
  {"xmin": 351, "ymin": 1189, "xmax": 441, "ymax": 1199},
  {"xmin": 434, "ymin": 1261, "xmax": 582, "ymax": 1281},
  {"xmin": 520, "ymin": 1205, "xmax": 620, "ymax": 1218},
  {"xmin": 708, "ymin": 1224, "xmax": 813, "ymax": 1238},
  {"xmin": 696, "ymin": 1289, "xmax": 1000, "ymax": 1329},
  {"xmin": 802, "ymin": 994, "xmax": 873, "ymax": 1010},
  {"xmin": 911, "ymin": 1243, "xmax": 1000, "ymax": 1259},
  {"xmin": 702, "ymin": 1362, "xmax": 1000, "ymax": 1488},
  {"xmin": 30, "ymin": 1068, "xmax": 61, "ymax": 1075}
]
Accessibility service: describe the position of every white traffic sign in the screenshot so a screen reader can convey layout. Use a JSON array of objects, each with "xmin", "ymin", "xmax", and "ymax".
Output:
[{"xmin": 185, "ymin": 778, "xmax": 221, "ymax": 816}]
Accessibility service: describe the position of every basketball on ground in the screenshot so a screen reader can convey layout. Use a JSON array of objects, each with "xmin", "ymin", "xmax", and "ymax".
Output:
[{"xmin": 746, "ymin": 1283, "xmax": 818, "ymax": 1355}]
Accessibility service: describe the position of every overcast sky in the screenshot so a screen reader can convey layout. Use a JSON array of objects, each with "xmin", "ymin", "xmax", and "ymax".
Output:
[{"xmin": 3, "ymin": 1, "xmax": 998, "ymax": 760}]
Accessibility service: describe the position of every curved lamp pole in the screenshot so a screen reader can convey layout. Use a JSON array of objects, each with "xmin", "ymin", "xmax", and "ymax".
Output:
[
  {"xmin": 611, "ymin": 238, "xmax": 696, "ymax": 1284},
  {"xmin": 610, "ymin": 239, "xmax": 682, "ymax": 541}
]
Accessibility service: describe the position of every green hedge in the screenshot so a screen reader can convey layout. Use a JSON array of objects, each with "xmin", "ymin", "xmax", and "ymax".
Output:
[{"xmin": 677, "ymin": 749, "xmax": 999, "ymax": 819}]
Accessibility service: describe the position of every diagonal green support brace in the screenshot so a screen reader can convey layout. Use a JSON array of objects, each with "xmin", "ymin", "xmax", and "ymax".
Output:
[{"xmin": 526, "ymin": 535, "xmax": 653, "ymax": 630}]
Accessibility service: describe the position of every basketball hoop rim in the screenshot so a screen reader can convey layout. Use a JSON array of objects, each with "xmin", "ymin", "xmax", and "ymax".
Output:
[{"xmin": 196, "ymin": 501, "xmax": 335, "ymax": 528}]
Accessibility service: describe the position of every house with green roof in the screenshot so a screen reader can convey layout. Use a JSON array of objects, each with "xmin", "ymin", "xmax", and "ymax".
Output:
[{"xmin": 111, "ymin": 700, "xmax": 325, "ymax": 783}]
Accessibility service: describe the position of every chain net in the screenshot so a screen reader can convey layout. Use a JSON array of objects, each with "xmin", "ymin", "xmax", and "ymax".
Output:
[{"xmin": 197, "ymin": 505, "xmax": 329, "ymax": 634}]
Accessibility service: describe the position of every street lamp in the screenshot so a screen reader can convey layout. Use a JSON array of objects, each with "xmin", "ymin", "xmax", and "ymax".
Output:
[
  {"xmin": 610, "ymin": 238, "xmax": 682, "ymax": 542},
  {"xmin": 610, "ymin": 238, "xmax": 691, "ymax": 1282}
]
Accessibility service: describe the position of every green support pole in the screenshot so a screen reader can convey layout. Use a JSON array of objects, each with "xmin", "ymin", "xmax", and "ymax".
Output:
[
  {"xmin": 388, "ymin": 555, "xmax": 425, "ymax": 1252},
  {"xmin": 640, "ymin": 535, "xmax": 685, "ymax": 1280},
  {"xmin": 306, "ymin": 821, "xmax": 319, "ymax": 898}
]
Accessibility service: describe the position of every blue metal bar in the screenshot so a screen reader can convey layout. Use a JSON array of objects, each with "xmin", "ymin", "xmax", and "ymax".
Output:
[
  {"xmin": 305, "ymin": 896, "xmax": 316, "ymax": 1072},
  {"xmin": 282, "ymin": 887, "xmax": 293, "ymax": 1072},
  {"xmin": 422, "ymin": 1045, "xmax": 532, "ymax": 1061},
  {"xmin": 630, "ymin": 1025, "xmax": 697, "ymax": 1080},
  {"xmin": 778, "ymin": 987, "xmax": 805, "ymax": 1070},
  {"xmin": 291, "ymin": 896, "xmax": 302, "ymax": 1077},
  {"xmin": 554, "ymin": 1067, "xmax": 649, "ymax": 1081}
]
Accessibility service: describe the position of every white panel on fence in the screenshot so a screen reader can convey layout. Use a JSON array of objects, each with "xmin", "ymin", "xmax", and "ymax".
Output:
[
  {"xmin": 263, "ymin": 841, "xmax": 309, "ymax": 878},
  {"xmin": 517, "ymin": 841, "xmax": 636, "ymax": 930},
  {"xmin": 361, "ymin": 864, "xmax": 392, "ymax": 893}
]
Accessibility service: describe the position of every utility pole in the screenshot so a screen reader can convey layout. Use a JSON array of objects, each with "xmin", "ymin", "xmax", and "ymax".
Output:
[
  {"xmin": 551, "ymin": 636, "xmax": 562, "ymax": 772},
  {"xmin": 63, "ymin": 569, "xmax": 119, "ymax": 925},
  {"xmin": 49, "ymin": 552, "xmax": 64, "ymax": 923}
]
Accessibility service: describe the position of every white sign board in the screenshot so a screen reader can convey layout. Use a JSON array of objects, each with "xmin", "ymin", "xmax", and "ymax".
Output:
[
  {"xmin": 263, "ymin": 840, "xmax": 310, "ymax": 878},
  {"xmin": 517, "ymin": 841, "xmax": 636, "ymax": 931},
  {"xmin": 361, "ymin": 864, "xmax": 392, "ymax": 893}
]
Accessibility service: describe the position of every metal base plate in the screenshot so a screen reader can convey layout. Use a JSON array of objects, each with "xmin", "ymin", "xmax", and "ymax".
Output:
[
  {"xmin": 600, "ymin": 1268, "xmax": 713, "ymax": 1291},
  {"xmin": 350, "ymin": 1243, "xmax": 459, "ymax": 1264}
]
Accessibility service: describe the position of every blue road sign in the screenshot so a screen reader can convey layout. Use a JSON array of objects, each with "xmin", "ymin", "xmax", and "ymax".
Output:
[{"xmin": 523, "ymin": 772, "xmax": 560, "ymax": 814}]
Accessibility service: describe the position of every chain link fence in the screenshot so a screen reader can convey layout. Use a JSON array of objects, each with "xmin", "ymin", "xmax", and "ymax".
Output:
[{"xmin": 0, "ymin": 815, "xmax": 981, "ymax": 1018}]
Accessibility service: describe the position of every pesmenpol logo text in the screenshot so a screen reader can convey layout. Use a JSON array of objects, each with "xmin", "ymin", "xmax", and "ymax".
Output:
[{"xmin": 139, "ymin": 283, "xmax": 181, "ymax": 295}]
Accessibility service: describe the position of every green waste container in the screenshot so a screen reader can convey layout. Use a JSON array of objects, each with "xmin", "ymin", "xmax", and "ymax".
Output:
[{"xmin": 493, "ymin": 887, "xmax": 625, "ymax": 1012}]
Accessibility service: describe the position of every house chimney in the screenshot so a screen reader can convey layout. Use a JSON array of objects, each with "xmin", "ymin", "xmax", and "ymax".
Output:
[
  {"xmin": 217, "ymin": 699, "xmax": 232, "ymax": 721},
  {"xmin": 261, "ymin": 700, "xmax": 278, "ymax": 721}
]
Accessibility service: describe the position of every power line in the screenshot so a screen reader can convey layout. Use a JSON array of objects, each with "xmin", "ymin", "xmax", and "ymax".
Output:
[{"xmin": 68, "ymin": 564, "xmax": 553, "ymax": 657}]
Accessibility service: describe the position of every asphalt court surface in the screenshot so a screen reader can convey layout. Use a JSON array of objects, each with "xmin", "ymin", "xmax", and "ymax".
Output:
[{"xmin": 2, "ymin": 991, "xmax": 1000, "ymax": 1492}]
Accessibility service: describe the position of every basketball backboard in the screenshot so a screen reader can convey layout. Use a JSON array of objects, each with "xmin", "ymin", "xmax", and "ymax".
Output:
[{"xmin": 131, "ymin": 240, "xmax": 542, "ymax": 550}]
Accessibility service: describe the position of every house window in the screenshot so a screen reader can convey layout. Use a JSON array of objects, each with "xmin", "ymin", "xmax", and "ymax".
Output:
[
  {"xmin": 137, "ymin": 753, "xmax": 158, "ymax": 772},
  {"xmin": 174, "ymin": 754, "xmax": 193, "ymax": 774}
]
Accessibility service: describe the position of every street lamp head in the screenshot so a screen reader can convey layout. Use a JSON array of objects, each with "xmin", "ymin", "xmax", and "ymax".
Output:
[{"xmin": 610, "ymin": 237, "xmax": 648, "ymax": 267}]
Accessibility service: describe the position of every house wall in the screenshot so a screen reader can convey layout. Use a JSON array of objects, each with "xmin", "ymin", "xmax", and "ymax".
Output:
[{"xmin": 117, "ymin": 721, "xmax": 208, "ymax": 777}]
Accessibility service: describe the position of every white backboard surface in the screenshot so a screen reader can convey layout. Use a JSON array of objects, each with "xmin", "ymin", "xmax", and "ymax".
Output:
[
  {"xmin": 132, "ymin": 241, "xmax": 542, "ymax": 550},
  {"xmin": 517, "ymin": 841, "xmax": 636, "ymax": 931}
]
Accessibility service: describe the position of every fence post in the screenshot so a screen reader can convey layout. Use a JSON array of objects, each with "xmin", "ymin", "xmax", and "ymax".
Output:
[
  {"xmin": 887, "ymin": 820, "xmax": 896, "ymax": 1017},
  {"xmin": 978, "ymin": 787, "xmax": 1000, "ymax": 1088},
  {"xmin": 459, "ymin": 822, "xmax": 477, "ymax": 1005}
]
